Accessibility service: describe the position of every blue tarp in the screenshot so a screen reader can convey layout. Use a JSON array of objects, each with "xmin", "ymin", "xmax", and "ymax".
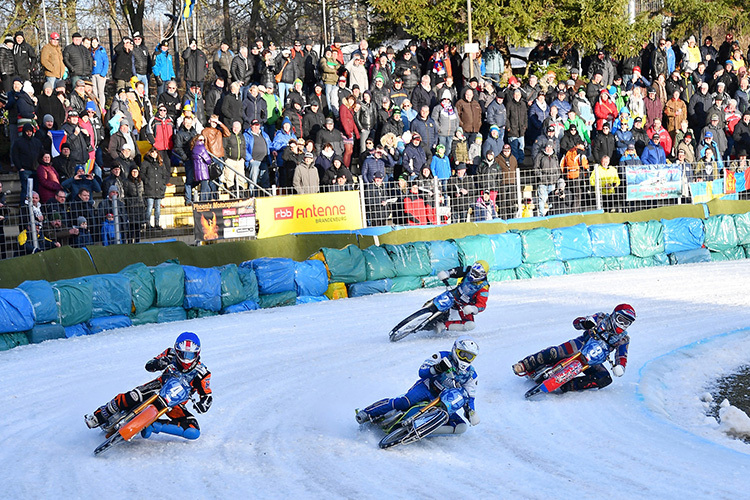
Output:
[
  {"xmin": 223, "ymin": 299, "xmax": 260, "ymax": 314},
  {"xmin": 488, "ymin": 233, "xmax": 523, "ymax": 270},
  {"xmin": 668, "ymin": 248, "xmax": 712, "ymax": 265},
  {"xmin": 16, "ymin": 280, "xmax": 57, "ymax": 324},
  {"xmin": 588, "ymin": 224, "xmax": 631, "ymax": 257},
  {"xmin": 296, "ymin": 296, "xmax": 329, "ymax": 304},
  {"xmin": 183, "ymin": 265, "xmax": 222, "ymax": 312},
  {"xmin": 27, "ymin": 323, "xmax": 66, "ymax": 343},
  {"xmin": 295, "ymin": 260, "xmax": 329, "ymax": 297},
  {"xmin": 516, "ymin": 260, "xmax": 567, "ymax": 279},
  {"xmin": 348, "ymin": 279, "xmax": 392, "ymax": 297},
  {"xmin": 237, "ymin": 262, "xmax": 260, "ymax": 303},
  {"xmin": 83, "ymin": 274, "xmax": 132, "ymax": 318},
  {"xmin": 252, "ymin": 258, "xmax": 297, "ymax": 295},
  {"xmin": 662, "ymin": 218, "xmax": 705, "ymax": 254},
  {"xmin": 552, "ymin": 223, "xmax": 593, "ymax": 261},
  {"xmin": 362, "ymin": 245, "xmax": 397, "ymax": 280},
  {"xmin": 427, "ymin": 240, "xmax": 460, "ymax": 275},
  {"xmin": 88, "ymin": 315, "xmax": 133, "ymax": 334},
  {"xmin": 0, "ymin": 288, "xmax": 35, "ymax": 333},
  {"xmin": 64, "ymin": 322, "xmax": 91, "ymax": 338}
]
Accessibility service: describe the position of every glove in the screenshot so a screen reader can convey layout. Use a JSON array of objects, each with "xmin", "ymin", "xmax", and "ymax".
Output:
[
  {"xmin": 155, "ymin": 76, "xmax": 163, "ymax": 86},
  {"xmin": 194, "ymin": 394, "xmax": 213, "ymax": 414},
  {"xmin": 612, "ymin": 365, "xmax": 625, "ymax": 377},
  {"xmin": 462, "ymin": 305, "xmax": 478, "ymax": 315},
  {"xmin": 436, "ymin": 270, "xmax": 450, "ymax": 281},
  {"xmin": 465, "ymin": 408, "xmax": 480, "ymax": 426},
  {"xmin": 574, "ymin": 316, "xmax": 597, "ymax": 330},
  {"xmin": 145, "ymin": 357, "xmax": 169, "ymax": 372},
  {"xmin": 432, "ymin": 357, "xmax": 453, "ymax": 374}
]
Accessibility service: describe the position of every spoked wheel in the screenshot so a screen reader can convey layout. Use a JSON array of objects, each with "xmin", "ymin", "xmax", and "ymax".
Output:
[
  {"xmin": 389, "ymin": 307, "xmax": 437, "ymax": 342},
  {"xmin": 94, "ymin": 432, "xmax": 125, "ymax": 456},
  {"xmin": 379, "ymin": 426, "xmax": 413, "ymax": 449}
]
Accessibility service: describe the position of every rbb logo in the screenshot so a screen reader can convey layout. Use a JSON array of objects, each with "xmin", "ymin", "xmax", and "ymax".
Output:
[{"xmin": 274, "ymin": 207, "xmax": 294, "ymax": 220}]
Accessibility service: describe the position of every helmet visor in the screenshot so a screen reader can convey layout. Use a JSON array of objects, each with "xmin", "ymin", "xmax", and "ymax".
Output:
[
  {"xmin": 613, "ymin": 314, "xmax": 633, "ymax": 333},
  {"xmin": 455, "ymin": 348, "xmax": 477, "ymax": 363},
  {"xmin": 177, "ymin": 349, "xmax": 198, "ymax": 362}
]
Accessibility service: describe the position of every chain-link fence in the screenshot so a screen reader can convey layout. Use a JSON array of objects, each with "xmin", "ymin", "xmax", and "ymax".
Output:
[{"xmin": 3, "ymin": 159, "xmax": 748, "ymax": 259}]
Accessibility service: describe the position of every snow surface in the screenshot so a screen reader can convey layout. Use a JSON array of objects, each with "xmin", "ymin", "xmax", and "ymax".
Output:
[{"xmin": 3, "ymin": 261, "xmax": 750, "ymax": 499}]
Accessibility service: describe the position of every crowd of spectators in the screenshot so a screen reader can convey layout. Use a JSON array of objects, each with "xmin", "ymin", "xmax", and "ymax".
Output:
[{"xmin": 1, "ymin": 29, "xmax": 750, "ymax": 252}]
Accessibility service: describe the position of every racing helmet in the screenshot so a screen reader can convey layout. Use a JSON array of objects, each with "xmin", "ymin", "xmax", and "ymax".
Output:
[
  {"xmin": 468, "ymin": 260, "xmax": 489, "ymax": 283},
  {"xmin": 174, "ymin": 331, "xmax": 201, "ymax": 371},
  {"xmin": 611, "ymin": 304, "xmax": 636, "ymax": 335},
  {"xmin": 452, "ymin": 335, "xmax": 479, "ymax": 371}
]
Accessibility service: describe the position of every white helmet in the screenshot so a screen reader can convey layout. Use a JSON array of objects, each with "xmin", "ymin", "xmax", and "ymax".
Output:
[{"xmin": 452, "ymin": 335, "xmax": 479, "ymax": 371}]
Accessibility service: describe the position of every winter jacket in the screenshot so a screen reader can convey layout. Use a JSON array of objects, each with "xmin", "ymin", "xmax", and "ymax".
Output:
[
  {"xmin": 560, "ymin": 148, "xmax": 589, "ymax": 180},
  {"xmin": 486, "ymin": 99, "xmax": 507, "ymax": 128},
  {"xmin": 92, "ymin": 45, "xmax": 109, "ymax": 77},
  {"xmin": 303, "ymin": 109, "xmax": 325, "ymax": 142},
  {"xmin": 153, "ymin": 50, "xmax": 175, "ymax": 82},
  {"xmin": 220, "ymin": 92, "xmax": 242, "ymax": 128},
  {"xmin": 140, "ymin": 156, "xmax": 170, "ymax": 198},
  {"xmin": 534, "ymin": 152, "xmax": 560, "ymax": 185},
  {"xmin": 688, "ymin": 91, "xmax": 713, "ymax": 129},
  {"xmin": 410, "ymin": 116, "xmax": 438, "ymax": 149},
  {"xmin": 223, "ymin": 131, "xmax": 246, "ymax": 162},
  {"xmin": 41, "ymin": 42, "xmax": 64, "ymax": 79},
  {"xmin": 594, "ymin": 95, "xmax": 618, "ymax": 131},
  {"xmin": 430, "ymin": 154, "xmax": 451, "ymax": 179},
  {"xmin": 456, "ymin": 97, "xmax": 482, "ymax": 134},
  {"xmin": 339, "ymin": 103, "xmax": 360, "ymax": 139},
  {"xmin": 476, "ymin": 159, "xmax": 501, "ymax": 192},
  {"xmin": 63, "ymin": 43, "xmax": 93, "ymax": 77},
  {"xmin": 589, "ymin": 164, "xmax": 620, "ymax": 195},
  {"xmin": 36, "ymin": 163, "xmax": 63, "ymax": 203},
  {"xmin": 203, "ymin": 122, "xmax": 230, "ymax": 158},
  {"xmin": 271, "ymin": 126, "xmax": 297, "ymax": 166},
  {"xmin": 0, "ymin": 45, "xmax": 16, "ymax": 77},
  {"xmin": 230, "ymin": 54, "xmax": 252, "ymax": 84},
  {"xmin": 592, "ymin": 132, "xmax": 616, "ymax": 164},
  {"xmin": 242, "ymin": 93, "xmax": 268, "ymax": 128},
  {"xmin": 356, "ymin": 100, "xmax": 378, "ymax": 131},
  {"xmin": 132, "ymin": 43, "xmax": 151, "ymax": 75},
  {"xmin": 361, "ymin": 153, "xmax": 393, "ymax": 183},
  {"xmin": 663, "ymin": 98, "xmax": 687, "ymax": 133},
  {"xmin": 293, "ymin": 161, "xmax": 320, "ymax": 194},
  {"xmin": 505, "ymin": 98, "xmax": 528, "ymax": 137},
  {"xmin": 641, "ymin": 140, "xmax": 666, "ymax": 165},
  {"xmin": 411, "ymin": 85, "xmax": 435, "ymax": 114},
  {"xmin": 315, "ymin": 126, "xmax": 344, "ymax": 157},
  {"xmin": 243, "ymin": 128, "xmax": 272, "ymax": 167},
  {"xmin": 319, "ymin": 57, "xmax": 340, "ymax": 85},
  {"xmin": 183, "ymin": 48, "xmax": 208, "ymax": 83},
  {"xmin": 13, "ymin": 41, "xmax": 35, "ymax": 80},
  {"xmin": 191, "ymin": 141, "xmax": 212, "ymax": 181},
  {"xmin": 497, "ymin": 152, "xmax": 518, "ymax": 185},
  {"xmin": 431, "ymin": 104, "xmax": 459, "ymax": 138},
  {"xmin": 112, "ymin": 44, "xmax": 133, "ymax": 81},
  {"xmin": 213, "ymin": 48, "xmax": 233, "ymax": 81},
  {"xmin": 402, "ymin": 143, "xmax": 428, "ymax": 176}
]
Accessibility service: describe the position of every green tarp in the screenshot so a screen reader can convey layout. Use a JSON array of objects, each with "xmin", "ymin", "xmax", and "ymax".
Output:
[
  {"xmin": 218, "ymin": 264, "xmax": 246, "ymax": 309},
  {"xmin": 628, "ymin": 220, "xmax": 664, "ymax": 258},
  {"xmin": 0, "ymin": 332, "xmax": 29, "ymax": 351},
  {"xmin": 321, "ymin": 245, "xmax": 367, "ymax": 284},
  {"xmin": 565, "ymin": 257, "xmax": 606, "ymax": 274},
  {"xmin": 383, "ymin": 243, "xmax": 432, "ymax": 277},
  {"xmin": 453, "ymin": 235, "xmax": 495, "ymax": 267},
  {"xmin": 362, "ymin": 245, "xmax": 397, "ymax": 281},
  {"xmin": 51, "ymin": 278, "xmax": 93, "ymax": 327},
  {"xmin": 119, "ymin": 263, "xmax": 155, "ymax": 315},
  {"xmin": 704, "ymin": 215, "xmax": 739, "ymax": 251},
  {"xmin": 151, "ymin": 262, "xmax": 185, "ymax": 307},
  {"xmin": 389, "ymin": 276, "xmax": 424, "ymax": 292},
  {"xmin": 258, "ymin": 291, "xmax": 297, "ymax": 309},
  {"xmin": 519, "ymin": 228, "xmax": 556, "ymax": 264}
]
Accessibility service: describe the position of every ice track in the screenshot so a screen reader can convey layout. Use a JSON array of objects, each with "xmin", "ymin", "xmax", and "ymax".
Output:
[{"xmin": 2, "ymin": 261, "xmax": 750, "ymax": 499}]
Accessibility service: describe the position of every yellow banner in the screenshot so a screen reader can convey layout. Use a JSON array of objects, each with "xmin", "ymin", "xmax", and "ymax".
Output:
[{"xmin": 255, "ymin": 190, "xmax": 363, "ymax": 238}]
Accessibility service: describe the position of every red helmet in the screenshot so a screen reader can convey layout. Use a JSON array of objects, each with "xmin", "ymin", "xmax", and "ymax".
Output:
[{"xmin": 611, "ymin": 304, "xmax": 636, "ymax": 334}]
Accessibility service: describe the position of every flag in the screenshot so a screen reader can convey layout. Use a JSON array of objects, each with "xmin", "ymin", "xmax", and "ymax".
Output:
[
  {"xmin": 183, "ymin": 0, "xmax": 194, "ymax": 19},
  {"xmin": 725, "ymin": 170, "xmax": 736, "ymax": 194},
  {"xmin": 84, "ymin": 158, "xmax": 95, "ymax": 175},
  {"xmin": 50, "ymin": 130, "xmax": 67, "ymax": 158}
]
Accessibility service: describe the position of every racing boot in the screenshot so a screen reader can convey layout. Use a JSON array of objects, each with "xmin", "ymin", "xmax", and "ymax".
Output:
[
  {"xmin": 85, "ymin": 399, "xmax": 121, "ymax": 429},
  {"xmin": 355, "ymin": 409, "xmax": 371, "ymax": 425},
  {"xmin": 512, "ymin": 362, "xmax": 526, "ymax": 376}
]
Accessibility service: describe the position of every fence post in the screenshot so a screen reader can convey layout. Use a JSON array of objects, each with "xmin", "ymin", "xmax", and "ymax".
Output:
[
  {"xmin": 358, "ymin": 177, "xmax": 367, "ymax": 227},
  {"xmin": 594, "ymin": 164, "xmax": 602, "ymax": 211},
  {"xmin": 433, "ymin": 176, "xmax": 439, "ymax": 225},
  {"xmin": 27, "ymin": 182, "xmax": 38, "ymax": 251},
  {"xmin": 515, "ymin": 167, "xmax": 522, "ymax": 219}
]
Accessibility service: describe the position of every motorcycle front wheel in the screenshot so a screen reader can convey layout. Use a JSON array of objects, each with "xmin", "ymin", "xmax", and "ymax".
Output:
[
  {"xmin": 389, "ymin": 307, "xmax": 437, "ymax": 342},
  {"xmin": 379, "ymin": 426, "xmax": 413, "ymax": 449}
]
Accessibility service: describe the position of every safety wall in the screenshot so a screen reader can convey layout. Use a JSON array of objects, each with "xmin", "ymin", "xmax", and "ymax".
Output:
[{"xmin": 3, "ymin": 212, "xmax": 750, "ymax": 351}]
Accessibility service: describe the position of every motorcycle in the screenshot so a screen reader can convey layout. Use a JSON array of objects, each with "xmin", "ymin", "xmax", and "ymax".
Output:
[
  {"xmin": 389, "ymin": 289, "xmax": 455, "ymax": 342},
  {"xmin": 93, "ymin": 366, "xmax": 194, "ymax": 456},
  {"xmin": 523, "ymin": 336, "xmax": 612, "ymax": 399},
  {"xmin": 377, "ymin": 387, "xmax": 467, "ymax": 449}
]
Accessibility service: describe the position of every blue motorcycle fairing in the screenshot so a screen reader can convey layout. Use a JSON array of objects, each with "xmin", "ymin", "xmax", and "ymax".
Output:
[
  {"xmin": 580, "ymin": 338, "xmax": 610, "ymax": 366},
  {"xmin": 433, "ymin": 291, "xmax": 455, "ymax": 312},
  {"xmin": 440, "ymin": 388, "xmax": 467, "ymax": 414}
]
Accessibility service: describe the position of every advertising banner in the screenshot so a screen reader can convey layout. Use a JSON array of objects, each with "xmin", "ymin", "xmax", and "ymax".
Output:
[
  {"xmin": 193, "ymin": 199, "xmax": 256, "ymax": 241},
  {"xmin": 625, "ymin": 164, "xmax": 683, "ymax": 200},
  {"xmin": 255, "ymin": 191, "xmax": 363, "ymax": 238}
]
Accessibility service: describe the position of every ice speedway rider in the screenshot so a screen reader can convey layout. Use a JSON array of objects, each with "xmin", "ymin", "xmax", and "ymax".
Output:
[
  {"xmin": 512, "ymin": 304, "xmax": 636, "ymax": 392},
  {"xmin": 85, "ymin": 332, "xmax": 212, "ymax": 439},
  {"xmin": 433, "ymin": 260, "xmax": 490, "ymax": 332},
  {"xmin": 356, "ymin": 336, "xmax": 480, "ymax": 435}
]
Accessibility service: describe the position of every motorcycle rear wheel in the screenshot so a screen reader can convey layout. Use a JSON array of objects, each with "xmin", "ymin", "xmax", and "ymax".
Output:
[{"xmin": 389, "ymin": 307, "xmax": 437, "ymax": 342}]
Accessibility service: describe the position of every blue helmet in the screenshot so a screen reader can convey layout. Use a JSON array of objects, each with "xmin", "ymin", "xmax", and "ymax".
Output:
[{"xmin": 174, "ymin": 332, "xmax": 201, "ymax": 371}]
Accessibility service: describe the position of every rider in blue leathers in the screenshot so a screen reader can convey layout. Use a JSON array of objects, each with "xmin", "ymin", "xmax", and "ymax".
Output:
[
  {"xmin": 356, "ymin": 336, "xmax": 480, "ymax": 435},
  {"xmin": 512, "ymin": 304, "xmax": 636, "ymax": 392}
]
